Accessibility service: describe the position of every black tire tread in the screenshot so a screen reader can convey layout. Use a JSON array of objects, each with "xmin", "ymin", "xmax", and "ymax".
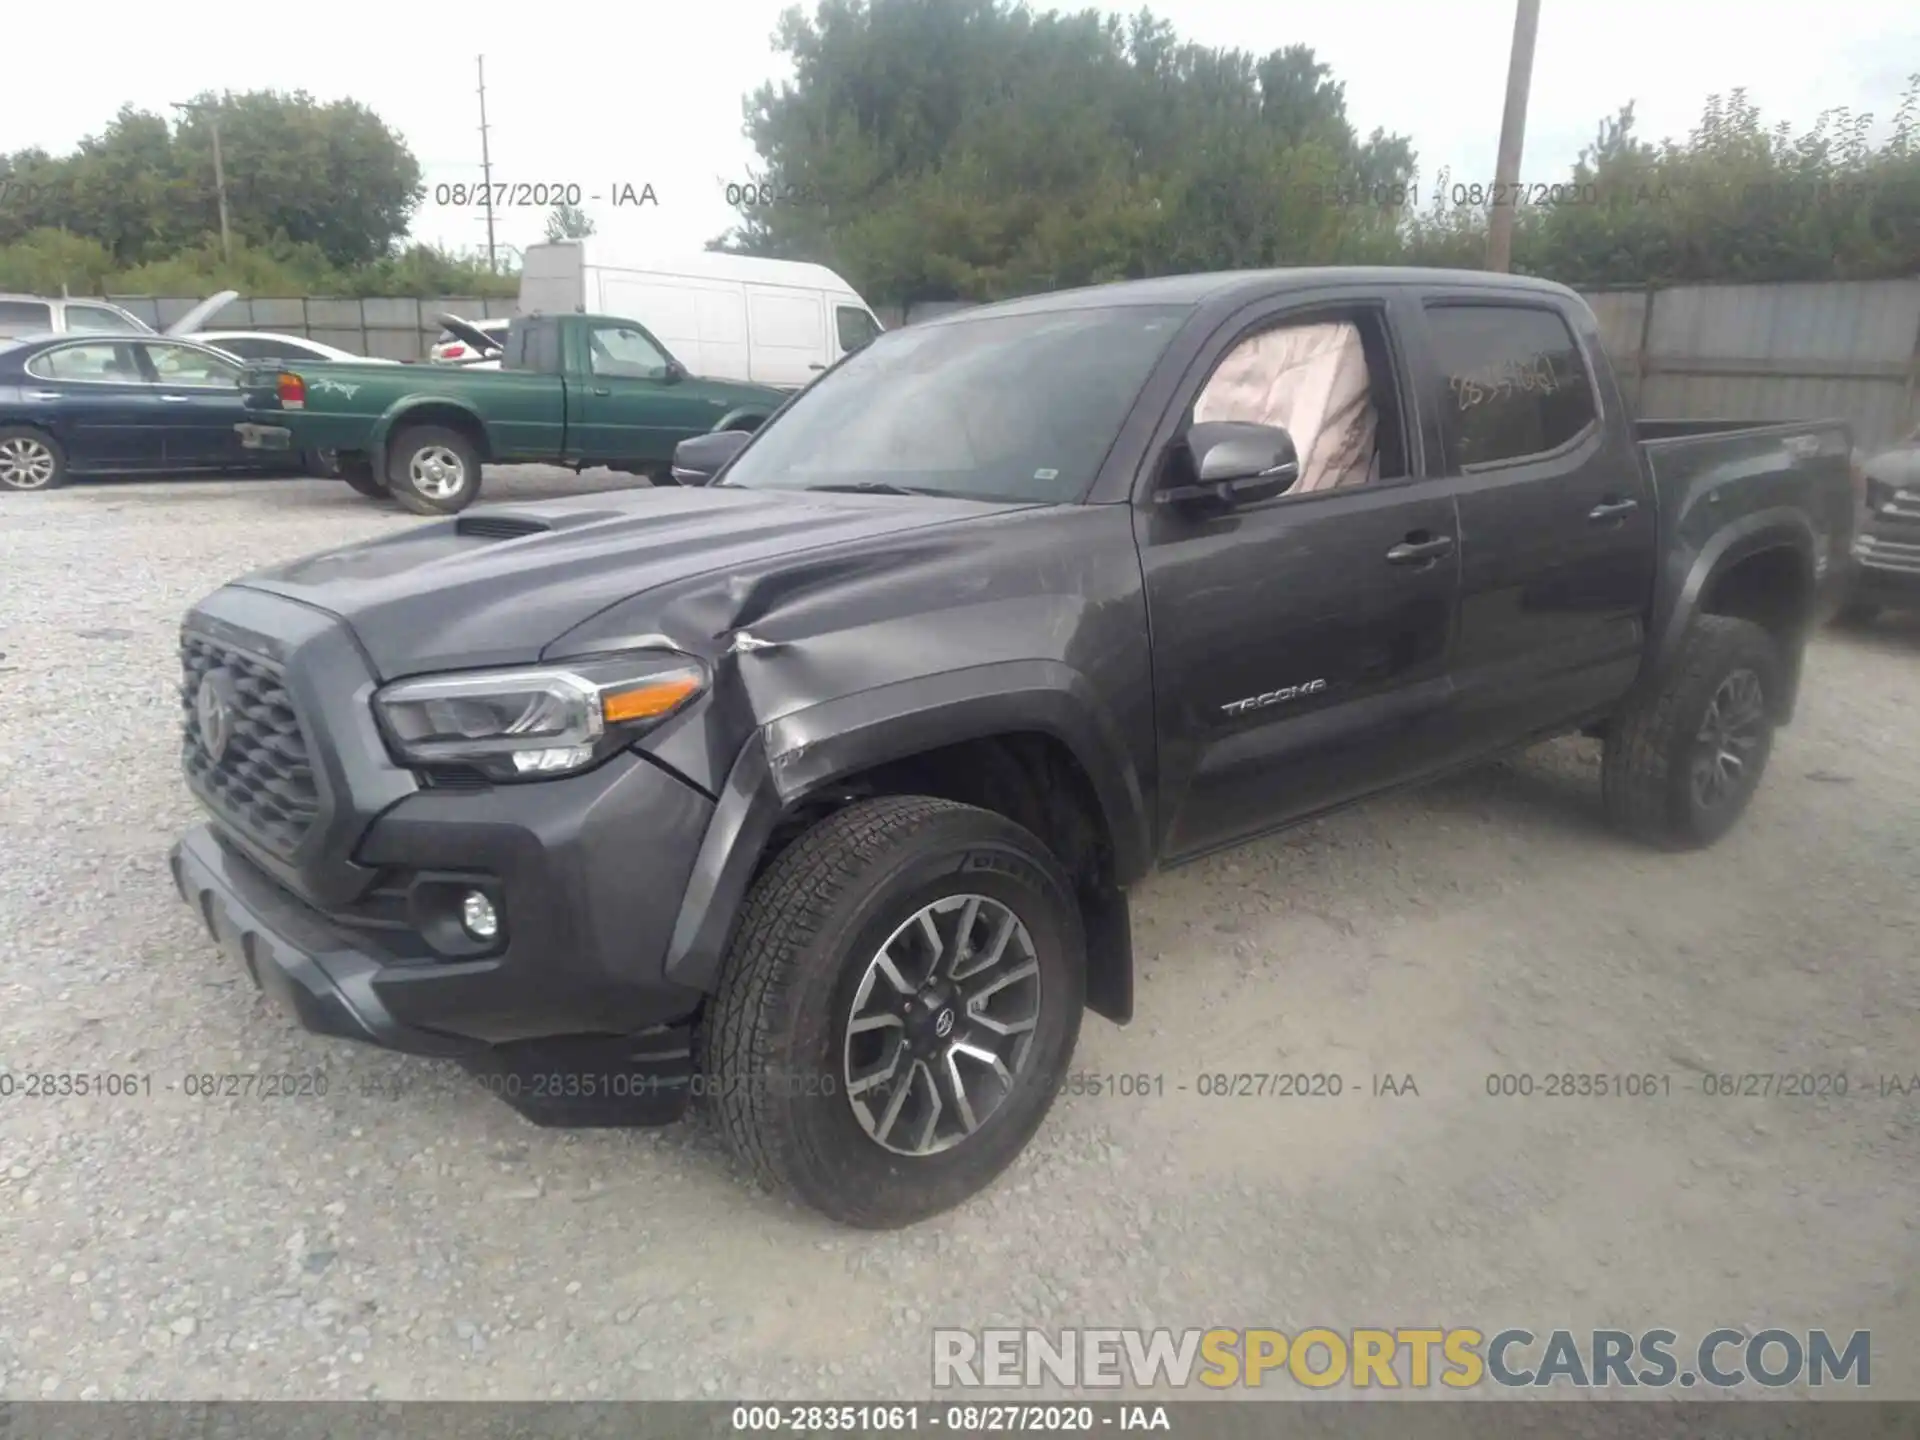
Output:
[
  {"xmin": 1602, "ymin": 614, "xmax": 1776, "ymax": 849},
  {"xmin": 700, "ymin": 795, "xmax": 973, "ymax": 1206}
]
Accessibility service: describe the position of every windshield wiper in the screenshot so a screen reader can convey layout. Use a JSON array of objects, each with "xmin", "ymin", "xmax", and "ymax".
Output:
[{"xmin": 801, "ymin": 481, "xmax": 935, "ymax": 497}]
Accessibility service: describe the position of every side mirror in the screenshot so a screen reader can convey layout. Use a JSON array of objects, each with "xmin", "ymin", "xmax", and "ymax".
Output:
[
  {"xmin": 669, "ymin": 428, "xmax": 753, "ymax": 485},
  {"xmin": 1156, "ymin": 421, "xmax": 1301, "ymax": 507},
  {"xmin": 660, "ymin": 359, "xmax": 688, "ymax": 384}
]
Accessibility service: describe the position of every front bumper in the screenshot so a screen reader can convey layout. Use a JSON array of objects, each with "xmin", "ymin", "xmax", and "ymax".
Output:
[
  {"xmin": 171, "ymin": 808, "xmax": 705, "ymax": 1126},
  {"xmin": 1851, "ymin": 530, "xmax": 1920, "ymax": 603},
  {"xmin": 171, "ymin": 583, "xmax": 724, "ymax": 1125}
]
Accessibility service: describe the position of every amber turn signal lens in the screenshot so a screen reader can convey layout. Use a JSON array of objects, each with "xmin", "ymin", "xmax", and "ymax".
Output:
[{"xmin": 601, "ymin": 673, "xmax": 702, "ymax": 724}]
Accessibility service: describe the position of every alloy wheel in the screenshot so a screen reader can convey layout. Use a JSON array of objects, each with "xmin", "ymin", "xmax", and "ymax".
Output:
[
  {"xmin": 0, "ymin": 436, "xmax": 57, "ymax": 490},
  {"xmin": 843, "ymin": 893, "xmax": 1042, "ymax": 1157},
  {"xmin": 408, "ymin": 446, "xmax": 468, "ymax": 499},
  {"xmin": 1691, "ymin": 668, "xmax": 1767, "ymax": 810}
]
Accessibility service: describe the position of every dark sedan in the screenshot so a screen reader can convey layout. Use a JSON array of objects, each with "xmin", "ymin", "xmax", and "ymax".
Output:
[{"xmin": 0, "ymin": 333, "xmax": 334, "ymax": 493}]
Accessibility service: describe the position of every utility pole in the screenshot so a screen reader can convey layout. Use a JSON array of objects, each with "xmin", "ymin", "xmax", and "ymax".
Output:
[
  {"xmin": 1485, "ymin": 0, "xmax": 1541, "ymax": 273},
  {"xmin": 477, "ymin": 56, "xmax": 499, "ymax": 274},
  {"xmin": 171, "ymin": 98, "xmax": 233, "ymax": 262}
]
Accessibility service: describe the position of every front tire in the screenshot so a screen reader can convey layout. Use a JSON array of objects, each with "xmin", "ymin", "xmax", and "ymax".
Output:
[
  {"xmin": 0, "ymin": 426, "xmax": 67, "ymax": 493},
  {"xmin": 1833, "ymin": 596, "xmax": 1880, "ymax": 627},
  {"xmin": 700, "ymin": 797, "xmax": 1085, "ymax": 1228},
  {"xmin": 1602, "ymin": 616, "xmax": 1781, "ymax": 849},
  {"xmin": 386, "ymin": 425, "xmax": 482, "ymax": 514}
]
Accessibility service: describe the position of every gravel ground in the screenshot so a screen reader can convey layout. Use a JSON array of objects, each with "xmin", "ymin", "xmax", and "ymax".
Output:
[{"xmin": 0, "ymin": 470, "xmax": 1915, "ymax": 1402}]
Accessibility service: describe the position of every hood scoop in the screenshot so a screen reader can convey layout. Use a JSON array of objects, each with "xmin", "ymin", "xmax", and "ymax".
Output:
[{"xmin": 457, "ymin": 513, "xmax": 552, "ymax": 540}]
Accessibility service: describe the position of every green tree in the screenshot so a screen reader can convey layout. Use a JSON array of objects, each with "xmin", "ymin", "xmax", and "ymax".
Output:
[
  {"xmin": 1404, "ymin": 77, "xmax": 1920, "ymax": 284},
  {"xmin": 543, "ymin": 203, "xmax": 597, "ymax": 241},
  {"xmin": 2, "ymin": 91, "xmax": 424, "ymax": 270},
  {"xmin": 714, "ymin": 0, "xmax": 1414, "ymax": 304}
]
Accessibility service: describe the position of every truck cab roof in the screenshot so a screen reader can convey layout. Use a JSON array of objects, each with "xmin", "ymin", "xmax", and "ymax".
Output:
[{"xmin": 933, "ymin": 266, "xmax": 1578, "ymax": 322}]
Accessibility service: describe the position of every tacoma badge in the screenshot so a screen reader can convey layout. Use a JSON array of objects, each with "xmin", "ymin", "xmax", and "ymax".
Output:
[{"xmin": 1221, "ymin": 678, "xmax": 1327, "ymax": 716}]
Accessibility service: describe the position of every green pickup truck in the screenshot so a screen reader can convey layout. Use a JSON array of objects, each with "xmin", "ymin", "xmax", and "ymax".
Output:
[{"xmin": 235, "ymin": 312, "xmax": 789, "ymax": 514}]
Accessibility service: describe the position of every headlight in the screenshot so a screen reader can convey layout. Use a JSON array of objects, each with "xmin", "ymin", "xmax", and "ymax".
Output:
[{"xmin": 373, "ymin": 652, "xmax": 706, "ymax": 781}]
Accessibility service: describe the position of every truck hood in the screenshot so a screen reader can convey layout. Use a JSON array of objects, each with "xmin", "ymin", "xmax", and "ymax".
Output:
[{"xmin": 230, "ymin": 485, "xmax": 1031, "ymax": 678}]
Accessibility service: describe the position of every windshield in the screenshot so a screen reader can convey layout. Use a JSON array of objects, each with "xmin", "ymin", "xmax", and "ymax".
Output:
[{"xmin": 720, "ymin": 304, "xmax": 1188, "ymax": 503}]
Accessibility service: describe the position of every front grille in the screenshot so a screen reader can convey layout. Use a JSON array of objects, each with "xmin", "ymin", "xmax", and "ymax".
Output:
[{"xmin": 180, "ymin": 632, "xmax": 320, "ymax": 854}]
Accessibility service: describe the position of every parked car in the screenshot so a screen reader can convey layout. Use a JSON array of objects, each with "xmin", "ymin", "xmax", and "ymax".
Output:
[
  {"xmin": 192, "ymin": 331, "xmax": 401, "ymax": 367},
  {"xmin": 0, "ymin": 291, "xmax": 238, "ymax": 340},
  {"xmin": 169, "ymin": 267, "xmax": 1854, "ymax": 1227},
  {"xmin": 428, "ymin": 317, "xmax": 510, "ymax": 364},
  {"xmin": 0, "ymin": 333, "xmax": 335, "ymax": 491},
  {"xmin": 668, "ymin": 427, "xmax": 753, "ymax": 485},
  {"xmin": 1837, "ymin": 422, "xmax": 1920, "ymax": 622},
  {"xmin": 519, "ymin": 243, "xmax": 883, "ymax": 389},
  {"xmin": 232, "ymin": 312, "xmax": 788, "ymax": 513}
]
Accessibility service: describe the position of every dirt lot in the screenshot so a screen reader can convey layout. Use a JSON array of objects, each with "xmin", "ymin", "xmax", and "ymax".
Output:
[{"xmin": 0, "ymin": 470, "xmax": 1915, "ymax": 1402}]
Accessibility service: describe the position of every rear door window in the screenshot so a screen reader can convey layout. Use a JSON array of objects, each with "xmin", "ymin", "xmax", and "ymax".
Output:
[
  {"xmin": 26, "ymin": 341, "xmax": 145, "ymax": 381},
  {"xmin": 65, "ymin": 303, "xmax": 146, "ymax": 335},
  {"xmin": 0, "ymin": 300, "xmax": 55, "ymax": 336},
  {"xmin": 138, "ymin": 342, "xmax": 242, "ymax": 386},
  {"xmin": 1424, "ymin": 303, "xmax": 1599, "ymax": 468}
]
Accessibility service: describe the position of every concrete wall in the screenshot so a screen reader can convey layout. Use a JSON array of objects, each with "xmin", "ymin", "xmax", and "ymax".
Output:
[{"xmin": 108, "ymin": 294, "xmax": 519, "ymax": 362}]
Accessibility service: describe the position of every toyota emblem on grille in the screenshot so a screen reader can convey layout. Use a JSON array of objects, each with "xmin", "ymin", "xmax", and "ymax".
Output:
[{"xmin": 195, "ymin": 669, "xmax": 237, "ymax": 762}]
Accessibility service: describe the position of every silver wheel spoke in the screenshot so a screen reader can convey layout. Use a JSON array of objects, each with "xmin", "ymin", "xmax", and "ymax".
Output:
[
  {"xmin": 966, "ymin": 959, "xmax": 1038, "ymax": 1008},
  {"xmin": 871, "ymin": 951, "xmax": 914, "ymax": 996},
  {"xmin": 944, "ymin": 896, "xmax": 981, "ymax": 977},
  {"xmin": 942, "ymin": 1049, "xmax": 981, "ymax": 1136},
  {"xmin": 953, "ymin": 907, "xmax": 1015, "ymax": 982},
  {"xmin": 907, "ymin": 1060, "xmax": 942, "ymax": 1152},
  {"xmin": 872, "ymin": 1061, "xmax": 919, "ymax": 1143}
]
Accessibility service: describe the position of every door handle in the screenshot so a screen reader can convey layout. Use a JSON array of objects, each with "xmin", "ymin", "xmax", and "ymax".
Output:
[
  {"xmin": 809, "ymin": 363, "xmax": 826, "ymax": 371},
  {"xmin": 1588, "ymin": 497, "xmax": 1639, "ymax": 521},
  {"xmin": 591, "ymin": 386, "xmax": 611, "ymax": 396},
  {"xmin": 28, "ymin": 391, "xmax": 61, "ymax": 401},
  {"xmin": 158, "ymin": 394, "xmax": 193, "ymax": 402},
  {"xmin": 1385, "ymin": 534, "xmax": 1454, "ymax": 565}
]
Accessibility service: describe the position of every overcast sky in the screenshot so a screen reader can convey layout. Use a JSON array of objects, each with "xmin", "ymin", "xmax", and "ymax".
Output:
[{"xmin": 9, "ymin": 0, "xmax": 1917, "ymax": 272}]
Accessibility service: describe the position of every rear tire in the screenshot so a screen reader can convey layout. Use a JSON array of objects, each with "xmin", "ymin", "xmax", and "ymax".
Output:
[
  {"xmin": 1602, "ymin": 615, "xmax": 1781, "ymax": 849},
  {"xmin": 0, "ymin": 426, "xmax": 67, "ymax": 493},
  {"xmin": 337, "ymin": 454, "xmax": 387, "ymax": 499},
  {"xmin": 386, "ymin": 425, "xmax": 482, "ymax": 515},
  {"xmin": 699, "ymin": 797, "xmax": 1085, "ymax": 1228}
]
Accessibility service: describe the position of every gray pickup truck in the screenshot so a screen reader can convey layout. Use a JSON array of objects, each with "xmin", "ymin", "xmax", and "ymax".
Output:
[{"xmin": 169, "ymin": 267, "xmax": 1855, "ymax": 1228}]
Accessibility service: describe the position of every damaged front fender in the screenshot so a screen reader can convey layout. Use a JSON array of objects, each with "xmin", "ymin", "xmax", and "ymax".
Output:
[{"xmin": 658, "ymin": 661, "xmax": 1152, "ymax": 1005}]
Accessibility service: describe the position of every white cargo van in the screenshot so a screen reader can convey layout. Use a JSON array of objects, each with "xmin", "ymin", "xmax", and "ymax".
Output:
[{"xmin": 517, "ymin": 244, "xmax": 883, "ymax": 390}]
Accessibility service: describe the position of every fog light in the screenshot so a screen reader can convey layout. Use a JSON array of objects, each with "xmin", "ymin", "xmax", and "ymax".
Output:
[{"xmin": 460, "ymin": 890, "xmax": 499, "ymax": 941}]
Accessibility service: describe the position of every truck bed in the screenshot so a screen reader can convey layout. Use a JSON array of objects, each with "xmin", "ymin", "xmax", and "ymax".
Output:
[{"xmin": 1634, "ymin": 416, "xmax": 1857, "ymax": 695}]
